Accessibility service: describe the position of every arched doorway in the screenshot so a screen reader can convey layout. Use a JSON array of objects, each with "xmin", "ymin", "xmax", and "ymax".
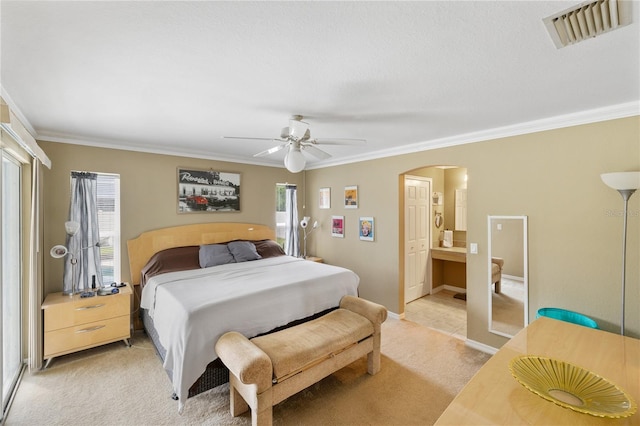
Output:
[{"xmin": 400, "ymin": 166, "xmax": 468, "ymax": 338}]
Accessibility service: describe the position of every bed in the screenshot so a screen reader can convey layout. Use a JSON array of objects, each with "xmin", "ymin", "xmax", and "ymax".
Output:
[{"xmin": 127, "ymin": 222, "xmax": 360, "ymax": 411}]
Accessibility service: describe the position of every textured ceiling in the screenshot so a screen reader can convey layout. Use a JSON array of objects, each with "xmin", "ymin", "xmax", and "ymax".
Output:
[{"xmin": 1, "ymin": 1, "xmax": 639, "ymax": 170}]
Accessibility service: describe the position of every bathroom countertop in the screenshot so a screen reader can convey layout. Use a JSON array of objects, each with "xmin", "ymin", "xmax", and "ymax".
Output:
[{"xmin": 431, "ymin": 246, "xmax": 466, "ymax": 262}]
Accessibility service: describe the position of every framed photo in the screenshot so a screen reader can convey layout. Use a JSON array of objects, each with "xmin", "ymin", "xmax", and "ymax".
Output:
[
  {"xmin": 177, "ymin": 168, "xmax": 241, "ymax": 213},
  {"xmin": 319, "ymin": 187, "xmax": 331, "ymax": 209},
  {"xmin": 344, "ymin": 185, "xmax": 358, "ymax": 208},
  {"xmin": 332, "ymin": 216, "xmax": 345, "ymax": 238},
  {"xmin": 359, "ymin": 217, "xmax": 374, "ymax": 241}
]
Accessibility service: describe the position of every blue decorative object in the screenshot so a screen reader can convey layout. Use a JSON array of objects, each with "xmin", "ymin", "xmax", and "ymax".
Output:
[{"xmin": 536, "ymin": 308, "xmax": 599, "ymax": 329}]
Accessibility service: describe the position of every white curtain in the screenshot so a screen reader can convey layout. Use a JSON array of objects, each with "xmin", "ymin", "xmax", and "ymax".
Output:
[
  {"xmin": 283, "ymin": 184, "xmax": 300, "ymax": 257},
  {"xmin": 27, "ymin": 159, "xmax": 43, "ymax": 371},
  {"xmin": 64, "ymin": 172, "xmax": 102, "ymax": 293}
]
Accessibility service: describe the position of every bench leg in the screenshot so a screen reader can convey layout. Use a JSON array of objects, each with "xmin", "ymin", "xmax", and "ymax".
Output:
[
  {"xmin": 252, "ymin": 395, "xmax": 273, "ymax": 426},
  {"xmin": 229, "ymin": 375, "xmax": 273, "ymax": 426},
  {"xmin": 367, "ymin": 332, "xmax": 382, "ymax": 375},
  {"xmin": 230, "ymin": 382, "xmax": 249, "ymax": 417}
]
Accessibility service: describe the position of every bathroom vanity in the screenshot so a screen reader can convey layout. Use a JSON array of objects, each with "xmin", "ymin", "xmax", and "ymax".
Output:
[{"xmin": 431, "ymin": 247, "xmax": 466, "ymax": 291}]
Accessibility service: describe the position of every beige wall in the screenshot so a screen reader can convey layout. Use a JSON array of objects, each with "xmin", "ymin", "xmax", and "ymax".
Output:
[
  {"xmin": 39, "ymin": 142, "xmax": 303, "ymax": 296},
  {"xmin": 304, "ymin": 116, "xmax": 640, "ymax": 348},
  {"xmin": 40, "ymin": 115, "xmax": 640, "ymax": 349},
  {"xmin": 490, "ymin": 218, "xmax": 524, "ymax": 277}
]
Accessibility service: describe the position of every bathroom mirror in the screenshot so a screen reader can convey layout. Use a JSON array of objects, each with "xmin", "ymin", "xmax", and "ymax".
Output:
[{"xmin": 488, "ymin": 215, "xmax": 528, "ymax": 338}]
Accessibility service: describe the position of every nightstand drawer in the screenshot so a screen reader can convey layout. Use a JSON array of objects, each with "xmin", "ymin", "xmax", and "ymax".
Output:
[
  {"xmin": 44, "ymin": 314, "xmax": 130, "ymax": 358},
  {"xmin": 44, "ymin": 294, "xmax": 128, "ymax": 331}
]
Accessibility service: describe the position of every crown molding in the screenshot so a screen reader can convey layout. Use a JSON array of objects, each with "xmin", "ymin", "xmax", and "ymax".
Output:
[
  {"xmin": 6, "ymin": 86, "xmax": 639, "ymax": 171},
  {"xmin": 307, "ymin": 101, "xmax": 640, "ymax": 170}
]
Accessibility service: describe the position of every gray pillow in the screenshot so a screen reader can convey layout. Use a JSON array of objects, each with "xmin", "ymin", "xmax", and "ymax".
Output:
[
  {"xmin": 199, "ymin": 244, "xmax": 235, "ymax": 268},
  {"xmin": 228, "ymin": 241, "xmax": 261, "ymax": 262}
]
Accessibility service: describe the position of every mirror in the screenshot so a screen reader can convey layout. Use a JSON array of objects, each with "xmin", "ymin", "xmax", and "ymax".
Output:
[{"xmin": 488, "ymin": 215, "xmax": 528, "ymax": 338}]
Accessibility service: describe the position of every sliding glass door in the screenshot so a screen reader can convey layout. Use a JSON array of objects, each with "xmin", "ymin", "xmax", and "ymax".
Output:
[{"xmin": 1, "ymin": 152, "xmax": 23, "ymax": 415}]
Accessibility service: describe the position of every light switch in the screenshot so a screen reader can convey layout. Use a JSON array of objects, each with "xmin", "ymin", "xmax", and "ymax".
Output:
[
  {"xmin": 469, "ymin": 243, "xmax": 478, "ymax": 254},
  {"xmin": 497, "ymin": 223, "xmax": 502, "ymax": 231}
]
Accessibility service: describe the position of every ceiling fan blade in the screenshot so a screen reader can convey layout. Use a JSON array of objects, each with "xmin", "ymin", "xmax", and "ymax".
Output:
[
  {"xmin": 223, "ymin": 136, "xmax": 280, "ymax": 141},
  {"xmin": 253, "ymin": 143, "xmax": 288, "ymax": 157},
  {"xmin": 312, "ymin": 138, "xmax": 367, "ymax": 145},
  {"xmin": 302, "ymin": 144, "xmax": 332, "ymax": 160}
]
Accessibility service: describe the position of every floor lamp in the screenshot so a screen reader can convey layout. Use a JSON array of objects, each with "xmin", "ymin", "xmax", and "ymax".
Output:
[
  {"xmin": 601, "ymin": 171, "xmax": 640, "ymax": 336},
  {"xmin": 50, "ymin": 221, "xmax": 81, "ymax": 297},
  {"xmin": 300, "ymin": 216, "xmax": 318, "ymax": 259}
]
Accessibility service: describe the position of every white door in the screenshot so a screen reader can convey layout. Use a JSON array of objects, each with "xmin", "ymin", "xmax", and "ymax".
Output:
[{"xmin": 404, "ymin": 176, "xmax": 431, "ymax": 303}]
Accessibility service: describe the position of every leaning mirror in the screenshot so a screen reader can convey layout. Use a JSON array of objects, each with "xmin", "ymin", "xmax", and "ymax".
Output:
[{"xmin": 488, "ymin": 215, "xmax": 528, "ymax": 338}]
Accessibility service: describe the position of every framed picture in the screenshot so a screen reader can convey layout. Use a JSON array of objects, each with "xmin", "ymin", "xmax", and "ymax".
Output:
[
  {"xmin": 359, "ymin": 217, "xmax": 374, "ymax": 241},
  {"xmin": 177, "ymin": 168, "xmax": 241, "ymax": 213},
  {"xmin": 332, "ymin": 216, "xmax": 345, "ymax": 238},
  {"xmin": 319, "ymin": 187, "xmax": 331, "ymax": 209},
  {"xmin": 344, "ymin": 185, "xmax": 358, "ymax": 208}
]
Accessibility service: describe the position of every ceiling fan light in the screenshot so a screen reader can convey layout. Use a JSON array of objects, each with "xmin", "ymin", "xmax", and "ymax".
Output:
[{"xmin": 284, "ymin": 146, "xmax": 306, "ymax": 173}]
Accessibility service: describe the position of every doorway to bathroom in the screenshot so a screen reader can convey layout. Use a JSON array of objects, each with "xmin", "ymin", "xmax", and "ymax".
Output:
[{"xmin": 401, "ymin": 166, "xmax": 468, "ymax": 339}]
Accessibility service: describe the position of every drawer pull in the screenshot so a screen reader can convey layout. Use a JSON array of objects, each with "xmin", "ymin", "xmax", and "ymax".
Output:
[
  {"xmin": 76, "ymin": 325, "xmax": 105, "ymax": 333},
  {"xmin": 75, "ymin": 304, "xmax": 105, "ymax": 311}
]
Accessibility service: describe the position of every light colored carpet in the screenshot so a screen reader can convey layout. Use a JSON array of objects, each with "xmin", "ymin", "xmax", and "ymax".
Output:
[
  {"xmin": 491, "ymin": 278, "xmax": 524, "ymax": 336},
  {"xmin": 6, "ymin": 318, "xmax": 491, "ymax": 425}
]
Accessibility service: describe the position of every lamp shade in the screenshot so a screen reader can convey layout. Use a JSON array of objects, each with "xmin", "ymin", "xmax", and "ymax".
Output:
[
  {"xmin": 601, "ymin": 172, "xmax": 640, "ymax": 190},
  {"xmin": 65, "ymin": 220, "xmax": 80, "ymax": 236},
  {"xmin": 300, "ymin": 216, "xmax": 310, "ymax": 229},
  {"xmin": 284, "ymin": 146, "xmax": 306, "ymax": 173},
  {"xmin": 50, "ymin": 244, "xmax": 68, "ymax": 258}
]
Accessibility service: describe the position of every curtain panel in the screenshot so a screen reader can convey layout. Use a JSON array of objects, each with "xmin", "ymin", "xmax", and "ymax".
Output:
[
  {"xmin": 284, "ymin": 184, "xmax": 300, "ymax": 257},
  {"xmin": 64, "ymin": 172, "xmax": 102, "ymax": 293},
  {"xmin": 27, "ymin": 159, "xmax": 43, "ymax": 371}
]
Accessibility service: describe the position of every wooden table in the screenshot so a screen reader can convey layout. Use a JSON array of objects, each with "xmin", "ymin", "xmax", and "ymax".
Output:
[{"xmin": 436, "ymin": 317, "xmax": 639, "ymax": 425}]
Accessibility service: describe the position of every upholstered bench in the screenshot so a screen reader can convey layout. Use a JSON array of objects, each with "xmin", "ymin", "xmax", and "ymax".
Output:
[{"xmin": 215, "ymin": 295, "xmax": 387, "ymax": 426}]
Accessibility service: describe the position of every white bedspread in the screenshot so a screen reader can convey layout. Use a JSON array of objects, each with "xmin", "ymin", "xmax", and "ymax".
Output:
[{"xmin": 140, "ymin": 256, "xmax": 359, "ymax": 409}]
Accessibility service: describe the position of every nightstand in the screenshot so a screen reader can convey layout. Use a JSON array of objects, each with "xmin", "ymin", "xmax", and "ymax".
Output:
[
  {"xmin": 305, "ymin": 256, "xmax": 324, "ymax": 263},
  {"xmin": 41, "ymin": 284, "xmax": 132, "ymax": 367}
]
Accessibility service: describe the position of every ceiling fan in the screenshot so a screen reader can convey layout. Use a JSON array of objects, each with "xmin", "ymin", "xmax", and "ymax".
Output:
[{"xmin": 223, "ymin": 115, "xmax": 366, "ymax": 172}]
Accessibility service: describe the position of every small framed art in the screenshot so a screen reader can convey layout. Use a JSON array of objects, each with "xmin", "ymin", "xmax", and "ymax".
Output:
[
  {"xmin": 332, "ymin": 216, "xmax": 345, "ymax": 238},
  {"xmin": 344, "ymin": 185, "xmax": 358, "ymax": 208},
  {"xmin": 319, "ymin": 187, "xmax": 331, "ymax": 209},
  {"xmin": 359, "ymin": 217, "xmax": 374, "ymax": 241}
]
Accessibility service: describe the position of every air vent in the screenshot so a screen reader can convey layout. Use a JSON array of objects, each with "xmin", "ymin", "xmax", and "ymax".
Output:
[{"xmin": 543, "ymin": 0, "xmax": 631, "ymax": 48}]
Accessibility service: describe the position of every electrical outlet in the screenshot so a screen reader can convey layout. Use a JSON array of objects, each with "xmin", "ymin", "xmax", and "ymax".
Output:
[{"xmin": 470, "ymin": 243, "xmax": 478, "ymax": 254}]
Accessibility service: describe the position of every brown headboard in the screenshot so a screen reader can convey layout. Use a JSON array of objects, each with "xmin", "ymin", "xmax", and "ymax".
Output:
[{"xmin": 127, "ymin": 222, "xmax": 275, "ymax": 285}]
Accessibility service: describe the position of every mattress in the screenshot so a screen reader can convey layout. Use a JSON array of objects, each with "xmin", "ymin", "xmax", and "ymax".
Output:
[{"xmin": 140, "ymin": 255, "xmax": 360, "ymax": 410}]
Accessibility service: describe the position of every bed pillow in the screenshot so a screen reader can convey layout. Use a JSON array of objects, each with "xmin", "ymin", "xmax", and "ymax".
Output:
[
  {"xmin": 141, "ymin": 245, "xmax": 200, "ymax": 287},
  {"xmin": 228, "ymin": 240, "xmax": 262, "ymax": 262},
  {"xmin": 199, "ymin": 244, "xmax": 236, "ymax": 268},
  {"xmin": 253, "ymin": 239, "xmax": 286, "ymax": 258}
]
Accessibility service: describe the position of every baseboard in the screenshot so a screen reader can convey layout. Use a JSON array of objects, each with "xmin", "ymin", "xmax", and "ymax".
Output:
[
  {"xmin": 431, "ymin": 284, "xmax": 465, "ymax": 294},
  {"xmin": 503, "ymin": 274, "xmax": 524, "ymax": 282},
  {"xmin": 388, "ymin": 311, "xmax": 403, "ymax": 320},
  {"xmin": 431, "ymin": 285, "xmax": 445, "ymax": 294},
  {"xmin": 444, "ymin": 285, "xmax": 466, "ymax": 293},
  {"xmin": 465, "ymin": 339, "xmax": 498, "ymax": 355}
]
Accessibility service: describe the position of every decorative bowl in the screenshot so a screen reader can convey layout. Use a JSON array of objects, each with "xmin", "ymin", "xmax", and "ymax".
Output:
[{"xmin": 509, "ymin": 355, "xmax": 637, "ymax": 418}]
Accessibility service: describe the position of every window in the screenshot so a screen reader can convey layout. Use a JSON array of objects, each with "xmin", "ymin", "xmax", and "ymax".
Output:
[
  {"xmin": 275, "ymin": 184, "xmax": 287, "ymax": 246},
  {"xmin": 72, "ymin": 172, "xmax": 120, "ymax": 284},
  {"xmin": 96, "ymin": 173, "xmax": 120, "ymax": 283}
]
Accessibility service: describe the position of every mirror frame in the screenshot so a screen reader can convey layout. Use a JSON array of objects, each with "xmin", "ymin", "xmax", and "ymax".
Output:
[{"xmin": 487, "ymin": 215, "xmax": 528, "ymax": 338}]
